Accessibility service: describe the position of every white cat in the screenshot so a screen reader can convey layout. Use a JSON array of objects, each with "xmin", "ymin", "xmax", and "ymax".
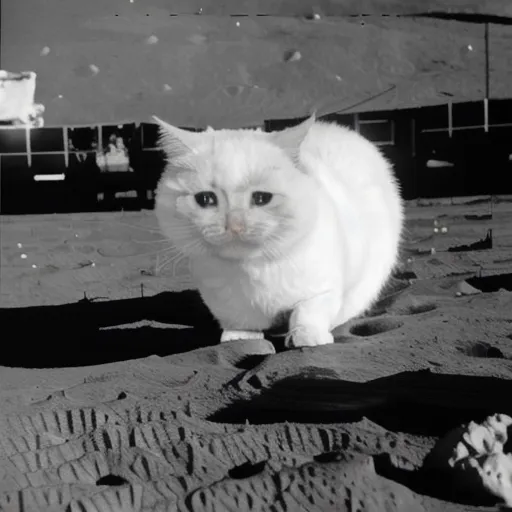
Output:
[{"xmin": 154, "ymin": 114, "xmax": 404, "ymax": 348}]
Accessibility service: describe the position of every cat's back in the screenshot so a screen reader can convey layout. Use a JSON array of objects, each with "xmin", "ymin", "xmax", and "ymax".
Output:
[
  {"xmin": 299, "ymin": 120, "xmax": 404, "ymax": 323},
  {"xmin": 300, "ymin": 120, "xmax": 402, "ymax": 224},
  {"xmin": 300, "ymin": 121, "xmax": 394, "ymax": 188}
]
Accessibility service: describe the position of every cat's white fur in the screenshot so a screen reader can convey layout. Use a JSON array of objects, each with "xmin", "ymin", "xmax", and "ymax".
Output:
[{"xmin": 154, "ymin": 115, "xmax": 404, "ymax": 347}]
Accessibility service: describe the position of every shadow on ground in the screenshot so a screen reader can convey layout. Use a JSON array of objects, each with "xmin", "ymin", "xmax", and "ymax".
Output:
[{"xmin": 0, "ymin": 290, "xmax": 223, "ymax": 367}]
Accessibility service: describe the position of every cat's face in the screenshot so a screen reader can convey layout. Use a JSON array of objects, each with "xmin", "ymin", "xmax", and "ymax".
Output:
[{"xmin": 154, "ymin": 117, "xmax": 318, "ymax": 261}]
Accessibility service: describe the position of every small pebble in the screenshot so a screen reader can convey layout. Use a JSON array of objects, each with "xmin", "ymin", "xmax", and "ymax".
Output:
[
  {"xmin": 313, "ymin": 13, "xmax": 321, "ymax": 20},
  {"xmin": 441, "ymin": 226, "xmax": 448, "ymax": 233},
  {"xmin": 236, "ymin": 21, "xmax": 240, "ymax": 27},
  {"xmin": 21, "ymin": 254, "xmax": 27, "ymax": 259},
  {"xmin": 58, "ymin": 94, "xmax": 63, "ymax": 99},
  {"xmin": 163, "ymin": 84, "xmax": 172, "ymax": 91},
  {"xmin": 89, "ymin": 64, "xmax": 100, "ymax": 75},
  {"xmin": 285, "ymin": 50, "xmax": 302, "ymax": 62},
  {"xmin": 91, "ymin": 262, "xmax": 96, "ymax": 267},
  {"xmin": 430, "ymin": 248, "xmax": 436, "ymax": 255},
  {"xmin": 335, "ymin": 75, "xmax": 342, "ymax": 81},
  {"xmin": 40, "ymin": 46, "xmax": 51, "ymax": 56},
  {"xmin": 146, "ymin": 35, "xmax": 158, "ymax": 44},
  {"xmin": 32, "ymin": 264, "xmax": 37, "ymax": 269},
  {"xmin": 17, "ymin": 243, "xmax": 22, "ymax": 248},
  {"xmin": 434, "ymin": 227, "xmax": 439, "ymax": 233}
]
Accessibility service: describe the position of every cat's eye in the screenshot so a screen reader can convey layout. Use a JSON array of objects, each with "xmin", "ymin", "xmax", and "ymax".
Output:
[
  {"xmin": 251, "ymin": 191, "xmax": 273, "ymax": 206},
  {"xmin": 194, "ymin": 191, "xmax": 218, "ymax": 208}
]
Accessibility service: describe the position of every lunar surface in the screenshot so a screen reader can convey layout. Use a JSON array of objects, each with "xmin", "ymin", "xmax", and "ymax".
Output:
[{"xmin": 0, "ymin": 195, "xmax": 511, "ymax": 511}]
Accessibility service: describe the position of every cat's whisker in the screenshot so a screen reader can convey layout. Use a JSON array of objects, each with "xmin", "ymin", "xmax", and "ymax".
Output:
[
  {"xmin": 132, "ymin": 238, "xmax": 175, "ymax": 245},
  {"xmin": 156, "ymin": 251, "xmax": 189, "ymax": 274},
  {"xmin": 156, "ymin": 238, "xmax": 204, "ymax": 272},
  {"xmin": 156, "ymin": 243, "xmax": 193, "ymax": 273}
]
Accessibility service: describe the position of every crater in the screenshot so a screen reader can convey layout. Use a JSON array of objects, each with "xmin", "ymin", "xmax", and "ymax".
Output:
[
  {"xmin": 457, "ymin": 342, "xmax": 506, "ymax": 359},
  {"xmin": 228, "ymin": 460, "xmax": 267, "ymax": 479},
  {"xmin": 349, "ymin": 318, "xmax": 404, "ymax": 337},
  {"xmin": 96, "ymin": 474, "xmax": 129, "ymax": 486}
]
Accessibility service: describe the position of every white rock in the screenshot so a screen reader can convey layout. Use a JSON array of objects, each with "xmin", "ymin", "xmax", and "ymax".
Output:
[{"xmin": 428, "ymin": 414, "xmax": 512, "ymax": 505}]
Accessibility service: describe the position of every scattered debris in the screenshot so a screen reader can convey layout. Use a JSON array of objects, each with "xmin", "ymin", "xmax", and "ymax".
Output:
[
  {"xmin": 0, "ymin": 70, "xmax": 45, "ymax": 127},
  {"xmin": 96, "ymin": 134, "xmax": 131, "ymax": 172},
  {"xmin": 284, "ymin": 50, "xmax": 302, "ymax": 63}
]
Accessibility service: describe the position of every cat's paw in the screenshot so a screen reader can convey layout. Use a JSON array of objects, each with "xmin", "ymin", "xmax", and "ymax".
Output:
[
  {"xmin": 221, "ymin": 330, "xmax": 265, "ymax": 343},
  {"xmin": 286, "ymin": 325, "xmax": 334, "ymax": 348}
]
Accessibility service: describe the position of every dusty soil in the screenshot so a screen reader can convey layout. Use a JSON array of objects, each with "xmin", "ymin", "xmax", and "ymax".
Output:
[
  {"xmin": 3, "ymin": 1, "xmax": 512, "ymax": 127},
  {"xmin": 0, "ymin": 195, "xmax": 512, "ymax": 511}
]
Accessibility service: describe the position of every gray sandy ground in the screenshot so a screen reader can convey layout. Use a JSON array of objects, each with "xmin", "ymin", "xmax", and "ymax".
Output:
[{"xmin": 1, "ymin": 196, "xmax": 512, "ymax": 511}]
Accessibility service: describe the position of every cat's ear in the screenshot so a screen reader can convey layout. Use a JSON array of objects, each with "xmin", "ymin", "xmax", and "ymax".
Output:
[
  {"xmin": 152, "ymin": 115, "xmax": 205, "ymax": 159},
  {"xmin": 271, "ymin": 113, "xmax": 316, "ymax": 164}
]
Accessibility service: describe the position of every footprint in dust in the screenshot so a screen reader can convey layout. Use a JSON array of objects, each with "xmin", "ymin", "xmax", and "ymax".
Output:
[
  {"xmin": 398, "ymin": 302, "xmax": 438, "ymax": 316},
  {"xmin": 349, "ymin": 317, "xmax": 404, "ymax": 337}
]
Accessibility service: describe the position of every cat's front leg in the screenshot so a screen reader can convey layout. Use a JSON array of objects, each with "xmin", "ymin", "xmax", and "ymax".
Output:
[{"xmin": 287, "ymin": 291, "xmax": 341, "ymax": 348}]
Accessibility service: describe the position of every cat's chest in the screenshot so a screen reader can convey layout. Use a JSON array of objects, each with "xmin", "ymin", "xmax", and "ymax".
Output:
[{"xmin": 191, "ymin": 249, "xmax": 338, "ymax": 318}]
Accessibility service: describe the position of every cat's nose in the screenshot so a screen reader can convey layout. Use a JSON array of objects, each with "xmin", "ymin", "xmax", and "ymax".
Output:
[{"xmin": 226, "ymin": 214, "xmax": 245, "ymax": 235}]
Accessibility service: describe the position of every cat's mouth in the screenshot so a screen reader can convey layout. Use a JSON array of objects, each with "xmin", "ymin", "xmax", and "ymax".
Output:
[{"xmin": 207, "ymin": 235, "xmax": 263, "ymax": 259}]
